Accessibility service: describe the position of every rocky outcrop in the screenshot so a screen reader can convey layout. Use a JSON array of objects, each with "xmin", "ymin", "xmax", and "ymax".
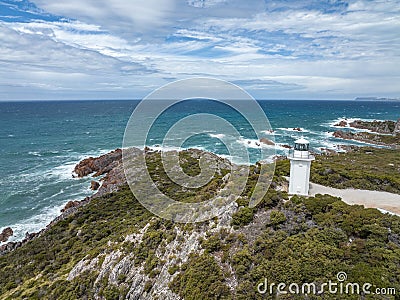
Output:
[
  {"xmin": 0, "ymin": 227, "xmax": 13, "ymax": 243},
  {"xmin": 348, "ymin": 119, "xmax": 397, "ymax": 134},
  {"xmin": 333, "ymin": 130, "xmax": 400, "ymax": 148},
  {"xmin": 94, "ymin": 161, "xmax": 127, "ymax": 198},
  {"xmin": 61, "ymin": 200, "xmax": 81, "ymax": 212},
  {"xmin": 73, "ymin": 149, "xmax": 122, "ymax": 178},
  {"xmin": 74, "ymin": 148, "xmax": 127, "ymax": 198},
  {"xmin": 394, "ymin": 119, "xmax": 400, "ymax": 134},
  {"xmin": 0, "ymin": 231, "xmax": 38, "ymax": 255},
  {"xmin": 334, "ymin": 120, "xmax": 348, "ymax": 127},
  {"xmin": 333, "ymin": 131, "xmax": 354, "ymax": 139}
]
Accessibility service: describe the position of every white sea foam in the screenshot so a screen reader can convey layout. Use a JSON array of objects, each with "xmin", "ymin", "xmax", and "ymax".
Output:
[
  {"xmin": 208, "ymin": 133, "xmax": 226, "ymax": 139},
  {"xmin": 51, "ymin": 162, "xmax": 77, "ymax": 180},
  {"xmin": 148, "ymin": 145, "xmax": 185, "ymax": 152},
  {"xmin": 236, "ymin": 138, "xmax": 265, "ymax": 149},
  {"xmin": 0, "ymin": 203, "xmax": 66, "ymax": 245},
  {"xmin": 276, "ymin": 127, "xmax": 310, "ymax": 133},
  {"xmin": 260, "ymin": 129, "xmax": 276, "ymax": 135},
  {"xmin": 28, "ymin": 151, "xmax": 42, "ymax": 157}
]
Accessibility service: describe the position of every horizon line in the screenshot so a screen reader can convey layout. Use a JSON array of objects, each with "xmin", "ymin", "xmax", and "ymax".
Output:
[{"xmin": 2, "ymin": 98, "xmax": 397, "ymax": 103}]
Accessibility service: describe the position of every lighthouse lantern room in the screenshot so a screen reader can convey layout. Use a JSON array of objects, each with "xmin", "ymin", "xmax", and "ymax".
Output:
[{"xmin": 288, "ymin": 138, "xmax": 315, "ymax": 196}]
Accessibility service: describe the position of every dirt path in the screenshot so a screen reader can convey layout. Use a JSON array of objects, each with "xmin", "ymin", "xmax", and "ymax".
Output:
[{"xmin": 309, "ymin": 182, "xmax": 400, "ymax": 215}]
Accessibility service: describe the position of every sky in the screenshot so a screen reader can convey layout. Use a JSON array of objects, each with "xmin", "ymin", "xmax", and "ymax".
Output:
[{"xmin": 0, "ymin": 0, "xmax": 399, "ymax": 100}]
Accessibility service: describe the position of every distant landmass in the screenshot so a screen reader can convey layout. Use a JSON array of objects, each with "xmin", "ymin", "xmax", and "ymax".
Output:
[{"xmin": 355, "ymin": 96, "xmax": 400, "ymax": 101}]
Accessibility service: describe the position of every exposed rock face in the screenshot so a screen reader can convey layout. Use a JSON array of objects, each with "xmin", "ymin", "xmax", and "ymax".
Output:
[
  {"xmin": 259, "ymin": 137, "xmax": 274, "ymax": 145},
  {"xmin": 73, "ymin": 149, "xmax": 122, "ymax": 178},
  {"xmin": 0, "ymin": 227, "xmax": 13, "ymax": 243},
  {"xmin": 394, "ymin": 119, "xmax": 400, "ymax": 134},
  {"xmin": 65, "ymin": 200, "xmax": 238, "ymax": 300},
  {"xmin": 94, "ymin": 161, "xmax": 127, "ymax": 198}
]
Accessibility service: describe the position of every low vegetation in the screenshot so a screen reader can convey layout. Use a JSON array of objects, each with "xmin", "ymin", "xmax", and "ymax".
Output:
[{"xmin": 0, "ymin": 148, "xmax": 399, "ymax": 299}]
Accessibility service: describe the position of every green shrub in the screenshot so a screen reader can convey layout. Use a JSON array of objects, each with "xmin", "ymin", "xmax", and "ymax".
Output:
[
  {"xmin": 231, "ymin": 207, "xmax": 254, "ymax": 227},
  {"xmin": 269, "ymin": 210, "xmax": 286, "ymax": 229},
  {"xmin": 170, "ymin": 254, "xmax": 231, "ymax": 300}
]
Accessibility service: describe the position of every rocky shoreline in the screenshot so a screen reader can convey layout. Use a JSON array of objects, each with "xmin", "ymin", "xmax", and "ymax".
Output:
[
  {"xmin": 2, "ymin": 117, "xmax": 399, "ymax": 255},
  {"xmin": 0, "ymin": 148, "xmax": 127, "ymax": 255},
  {"xmin": 332, "ymin": 130, "xmax": 400, "ymax": 149},
  {"xmin": 333, "ymin": 118, "xmax": 400, "ymax": 148},
  {"xmin": 334, "ymin": 118, "xmax": 400, "ymax": 134}
]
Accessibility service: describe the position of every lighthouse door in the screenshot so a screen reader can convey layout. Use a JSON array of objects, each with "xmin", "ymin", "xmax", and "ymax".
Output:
[{"xmin": 292, "ymin": 163, "xmax": 305, "ymax": 194}]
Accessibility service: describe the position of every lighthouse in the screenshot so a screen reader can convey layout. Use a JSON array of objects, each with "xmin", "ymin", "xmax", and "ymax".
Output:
[{"xmin": 288, "ymin": 138, "xmax": 315, "ymax": 196}]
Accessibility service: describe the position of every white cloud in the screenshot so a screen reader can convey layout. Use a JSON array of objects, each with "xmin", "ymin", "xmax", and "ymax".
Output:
[
  {"xmin": 30, "ymin": 0, "xmax": 176, "ymax": 38},
  {"xmin": 186, "ymin": 0, "xmax": 228, "ymax": 8},
  {"xmin": 1, "ymin": 0, "xmax": 399, "ymax": 99},
  {"xmin": 0, "ymin": 22, "xmax": 157, "ymax": 100}
]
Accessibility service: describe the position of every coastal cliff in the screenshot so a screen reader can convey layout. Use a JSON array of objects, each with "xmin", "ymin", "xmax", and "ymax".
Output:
[{"xmin": 0, "ymin": 148, "xmax": 400, "ymax": 299}]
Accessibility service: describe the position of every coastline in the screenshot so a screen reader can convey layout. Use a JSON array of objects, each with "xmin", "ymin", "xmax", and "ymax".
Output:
[{"xmin": 2, "ymin": 139, "xmax": 400, "ymax": 253}]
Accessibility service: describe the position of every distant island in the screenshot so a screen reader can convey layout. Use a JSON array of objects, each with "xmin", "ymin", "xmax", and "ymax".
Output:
[{"xmin": 355, "ymin": 96, "xmax": 400, "ymax": 101}]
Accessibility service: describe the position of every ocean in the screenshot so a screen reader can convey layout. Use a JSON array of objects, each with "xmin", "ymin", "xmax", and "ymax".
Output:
[{"xmin": 1, "ymin": 99, "xmax": 399, "ymax": 243}]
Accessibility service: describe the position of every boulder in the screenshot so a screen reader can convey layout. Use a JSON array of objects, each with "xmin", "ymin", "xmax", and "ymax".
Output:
[
  {"xmin": 0, "ymin": 227, "xmax": 13, "ymax": 243},
  {"xmin": 334, "ymin": 120, "xmax": 348, "ymax": 127},
  {"xmin": 90, "ymin": 181, "xmax": 100, "ymax": 190},
  {"xmin": 61, "ymin": 200, "xmax": 81, "ymax": 212},
  {"xmin": 259, "ymin": 138, "xmax": 275, "ymax": 146}
]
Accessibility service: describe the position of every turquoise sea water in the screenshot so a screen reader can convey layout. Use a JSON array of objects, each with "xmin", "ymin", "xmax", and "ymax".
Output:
[{"xmin": 1, "ymin": 100, "xmax": 399, "ymax": 242}]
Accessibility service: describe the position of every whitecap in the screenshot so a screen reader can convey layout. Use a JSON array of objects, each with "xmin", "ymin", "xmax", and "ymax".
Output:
[
  {"xmin": 208, "ymin": 133, "xmax": 226, "ymax": 139},
  {"xmin": 28, "ymin": 151, "xmax": 42, "ymax": 157}
]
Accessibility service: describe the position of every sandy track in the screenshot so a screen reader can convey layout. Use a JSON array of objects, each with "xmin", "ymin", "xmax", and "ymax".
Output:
[{"xmin": 309, "ymin": 182, "xmax": 400, "ymax": 215}]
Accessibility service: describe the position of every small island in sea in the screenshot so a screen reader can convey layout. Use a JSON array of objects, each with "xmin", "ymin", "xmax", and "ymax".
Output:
[
  {"xmin": 355, "ymin": 97, "xmax": 400, "ymax": 101},
  {"xmin": 1, "ymin": 118, "xmax": 399, "ymax": 299}
]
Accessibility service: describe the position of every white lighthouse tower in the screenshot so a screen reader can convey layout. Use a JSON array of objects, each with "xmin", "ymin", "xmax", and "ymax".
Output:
[{"xmin": 288, "ymin": 138, "xmax": 315, "ymax": 196}]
